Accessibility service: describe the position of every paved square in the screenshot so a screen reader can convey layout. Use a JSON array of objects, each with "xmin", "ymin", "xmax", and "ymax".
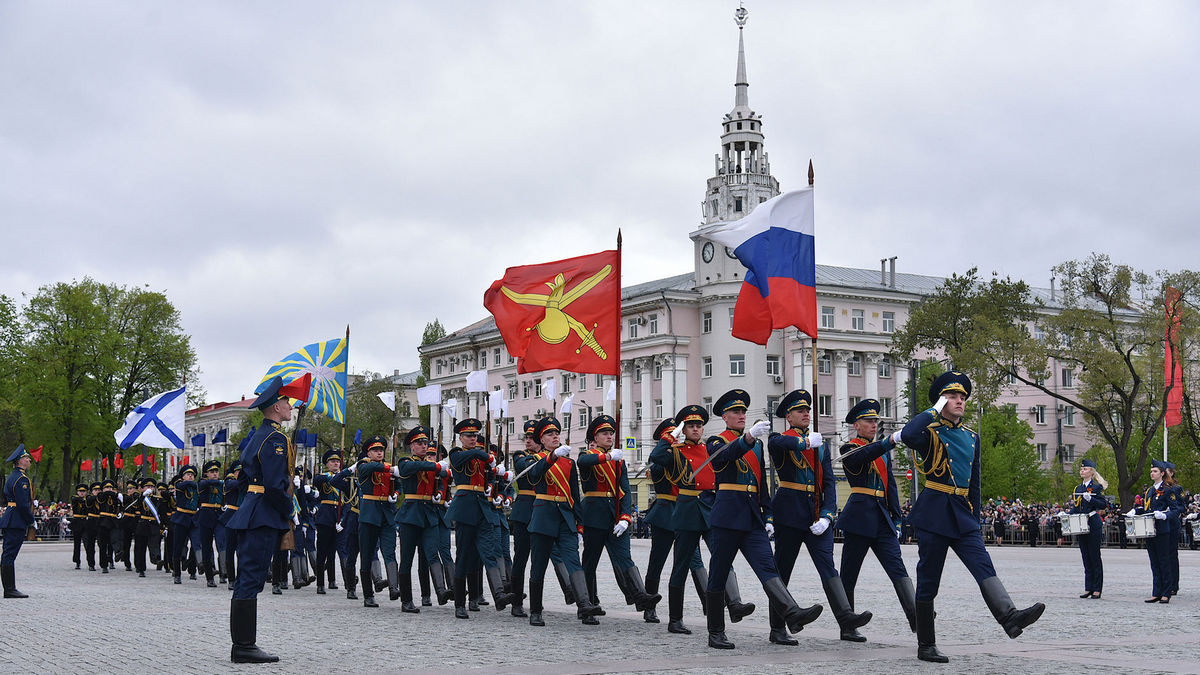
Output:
[{"xmin": 1, "ymin": 539, "xmax": 1196, "ymax": 673}]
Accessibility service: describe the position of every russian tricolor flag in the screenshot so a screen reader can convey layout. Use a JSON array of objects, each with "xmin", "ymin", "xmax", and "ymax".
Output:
[{"xmin": 706, "ymin": 188, "xmax": 817, "ymax": 345}]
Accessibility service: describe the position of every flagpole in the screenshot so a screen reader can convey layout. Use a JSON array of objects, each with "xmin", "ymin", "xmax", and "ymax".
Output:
[
  {"xmin": 615, "ymin": 229, "xmax": 623, "ymax": 440},
  {"xmin": 342, "ymin": 324, "xmax": 350, "ymax": 458}
]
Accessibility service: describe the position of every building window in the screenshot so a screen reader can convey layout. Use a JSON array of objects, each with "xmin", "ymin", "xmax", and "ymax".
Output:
[
  {"xmin": 579, "ymin": 413, "xmax": 587, "ymax": 428},
  {"xmin": 735, "ymin": 197, "xmax": 743, "ymax": 212},
  {"xmin": 522, "ymin": 381, "xmax": 530, "ymax": 399},
  {"xmin": 767, "ymin": 396, "xmax": 779, "ymax": 415},
  {"xmin": 654, "ymin": 400, "xmax": 663, "ymax": 419},
  {"xmin": 847, "ymin": 354, "xmax": 861, "ymax": 376},
  {"xmin": 479, "ymin": 350, "xmax": 487, "ymax": 368},
  {"xmin": 508, "ymin": 354, "xmax": 516, "ymax": 365},
  {"xmin": 817, "ymin": 353, "xmax": 832, "ymax": 375},
  {"xmin": 436, "ymin": 361, "xmax": 443, "ymax": 376},
  {"xmin": 564, "ymin": 413, "xmax": 572, "ymax": 431},
  {"xmin": 710, "ymin": 199, "xmax": 717, "ymax": 216},
  {"xmin": 851, "ymin": 309, "xmax": 865, "ymax": 331},
  {"xmin": 562, "ymin": 374, "xmax": 571, "ymax": 393},
  {"xmin": 648, "ymin": 313, "xmax": 658, "ymax": 334},
  {"xmin": 534, "ymin": 379, "xmax": 542, "ymax": 398},
  {"xmin": 577, "ymin": 374, "xmax": 587, "ymax": 391},
  {"xmin": 878, "ymin": 358, "xmax": 892, "ymax": 378},
  {"xmin": 634, "ymin": 363, "xmax": 643, "ymax": 382},
  {"xmin": 702, "ymin": 311, "xmax": 712, "ymax": 334},
  {"xmin": 728, "ymin": 307, "xmax": 736, "ymax": 330},
  {"xmin": 654, "ymin": 362, "xmax": 663, "ymax": 380},
  {"xmin": 628, "ymin": 320, "xmax": 639, "ymax": 339},
  {"xmin": 595, "ymin": 374, "xmax": 603, "ymax": 388},
  {"xmin": 766, "ymin": 355, "xmax": 781, "ymax": 377},
  {"xmin": 849, "ymin": 396, "xmax": 862, "ymax": 409},
  {"xmin": 880, "ymin": 397, "xmax": 893, "ymax": 418},
  {"xmin": 1064, "ymin": 444, "xmax": 1076, "ymax": 461},
  {"xmin": 702, "ymin": 356, "xmax": 713, "ymax": 378},
  {"xmin": 1064, "ymin": 406, "xmax": 1075, "ymax": 427},
  {"xmin": 1062, "ymin": 368, "xmax": 1075, "ymax": 388},
  {"xmin": 508, "ymin": 419, "xmax": 516, "ymax": 435},
  {"xmin": 1037, "ymin": 443, "xmax": 1048, "ymax": 462},
  {"xmin": 493, "ymin": 348, "xmax": 501, "ymax": 366},
  {"xmin": 882, "ymin": 311, "xmax": 895, "ymax": 333},
  {"xmin": 508, "ymin": 381, "xmax": 517, "ymax": 400},
  {"xmin": 1005, "ymin": 370, "xmax": 1017, "ymax": 385},
  {"xmin": 1034, "ymin": 325, "xmax": 1045, "ymax": 342},
  {"xmin": 821, "ymin": 306, "xmax": 835, "ymax": 329},
  {"xmin": 1034, "ymin": 405, "xmax": 1046, "ymax": 425},
  {"xmin": 703, "ymin": 397, "xmax": 713, "ymax": 414},
  {"xmin": 730, "ymin": 354, "xmax": 746, "ymax": 376},
  {"xmin": 818, "ymin": 395, "xmax": 832, "ymax": 417},
  {"xmin": 634, "ymin": 402, "xmax": 643, "ymax": 421}
]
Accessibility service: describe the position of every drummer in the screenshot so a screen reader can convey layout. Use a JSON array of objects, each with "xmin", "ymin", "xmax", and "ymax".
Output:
[
  {"xmin": 1129, "ymin": 459, "xmax": 1182, "ymax": 603},
  {"xmin": 1068, "ymin": 459, "xmax": 1107, "ymax": 599}
]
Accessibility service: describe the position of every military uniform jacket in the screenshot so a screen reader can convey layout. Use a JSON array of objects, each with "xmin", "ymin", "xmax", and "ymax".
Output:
[
  {"xmin": 171, "ymin": 481, "xmax": 199, "ymax": 526},
  {"xmin": 708, "ymin": 429, "xmax": 772, "ymax": 531},
  {"xmin": 508, "ymin": 452, "xmax": 537, "ymax": 525},
  {"xmin": 768, "ymin": 427, "xmax": 836, "ymax": 527},
  {"xmin": 218, "ymin": 478, "xmax": 242, "ymax": 526},
  {"xmin": 331, "ymin": 468, "xmax": 360, "ymax": 532},
  {"xmin": 96, "ymin": 491, "xmax": 121, "ymax": 528},
  {"xmin": 1069, "ymin": 479, "xmax": 1107, "ymax": 531},
  {"xmin": 1136, "ymin": 483, "xmax": 1182, "ymax": 534},
  {"xmin": 396, "ymin": 456, "xmax": 443, "ymax": 528},
  {"xmin": 311, "ymin": 472, "xmax": 342, "ymax": 527},
  {"xmin": 900, "ymin": 408, "xmax": 981, "ymax": 538},
  {"xmin": 85, "ymin": 494, "xmax": 101, "ymax": 530},
  {"xmin": 121, "ymin": 492, "xmax": 141, "ymax": 530},
  {"xmin": 356, "ymin": 461, "xmax": 398, "ymax": 528},
  {"xmin": 227, "ymin": 420, "xmax": 293, "ymax": 532},
  {"xmin": 648, "ymin": 437, "xmax": 716, "ymax": 533},
  {"xmin": 197, "ymin": 478, "xmax": 224, "ymax": 528},
  {"xmin": 447, "ymin": 447, "xmax": 500, "ymax": 527},
  {"xmin": 70, "ymin": 495, "xmax": 87, "ymax": 527},
  {"xmin": 527, "ymin": 452, "xmax": 584, "ymax": 538},
  {"xmin": 0, "ymin": 468, "xmax": 34, "ymax": 530},
  {"xmin": 136, "ymin": 494, "xmax": 161, "ymax": 535},
  {"xmin": 644, "ymin": 463, "xmax": 676, "ymax": 531},
  {"xmin": 577, "ymin": 448, "xmax": 634, "ymax": 529},
  {"xmin": 837, "ymin": 435, "xmax": 901, "ymax": 538}
]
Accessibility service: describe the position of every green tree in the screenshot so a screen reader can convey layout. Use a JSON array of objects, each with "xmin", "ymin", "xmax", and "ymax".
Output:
[
  {"xmin": 417, "ymin": 318, "xmax": 446, "ymax": 427},
  {"xmin": 977, "ymin": 403, "xmax": 1051, "ymax": 501}
]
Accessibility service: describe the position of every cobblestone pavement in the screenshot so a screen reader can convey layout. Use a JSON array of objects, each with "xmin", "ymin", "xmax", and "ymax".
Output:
[{"xmin": 1, "ymin": 539, "xmax": 1197, "ymax": 673}]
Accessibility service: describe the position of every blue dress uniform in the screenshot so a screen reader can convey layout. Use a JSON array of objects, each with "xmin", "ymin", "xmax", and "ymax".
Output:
[
  {"xmin": 1068, "ymin": 458, "xmax": 1106, "ymax": 598},
  {"xmin": 95, "ymin": 479, "xmax": 121, "ymax": 572},
  {"xmin": 649, "ymin": 404, "xmax": 753, "ymax": 637},
  {"xmin": 578, "ymin": 414, "xmax": 660, "ymax": 616},
  {"xmin": 525, "ymin": 417, "xmax": 600, "ymax": 627},
  {"xmin": 768, "ymin": 389, "xmax": 870, "ymax": 644},
  {"xmin": 836, "ymin": 398, "xmax": 915, "ymax": 637},
  {"xmin": 705, "ymin": 390, "xmax": 824, "ymax": 650},
  {"xmin": 70, "ymin": 484, "xmax": 88, "ymax": 569},
  {"xmin": 356, "ymin": 434, "xmax": 399, "ymax": 607},
  {"xmin": 311, "ymin": 448, "xmax": 343, "ymax": 595},
  {"xmin": 1, "ymin": 445, "xmax": 34, "ymax": 598},
  {"xmin": 1135, "ymin": 459, "xmax": 1182, "ymax": 602},
  {"xmin": 227, "ymin": 376, "xmax": 298, "ymax": 664},
  {"xmin": 331, "ymin": 452, "xmax": 367, "ymax": 600},
  {"xmin": 446, "ymin": 418, "xmax": 513, "ymax": 617},
  {"xmin": 395, "ymin": 426, "xmax": 452, "ymax": 611},
  {"xmin": 901, "ymin": 371, "xmax": 1045, "ymax": 663},
  {"xmin": 170, "ymin": 467, "xmax": 201, "ymax": 583},
  {"xmin": 1166, "ymin": 467, "xmax": 1183, "ymax": 596},
  {"xmin": 219, "ymin": 461, "xmax": 244, "ymax": 590},
  {"xmin": 427, "ymin": 446, "xmax": 456, "ymax": 600},
  {"xmin": 643, "ymin": 417, "xmax": 702, "ymax": 625},
  {"xmin": 197, "ymin": 460, "xmax": 224, "ymax": 587}
]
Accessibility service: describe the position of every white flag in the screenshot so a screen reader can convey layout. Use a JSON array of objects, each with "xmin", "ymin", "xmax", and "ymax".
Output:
[
  {"xmin": 444, "ymin": 397, "xmax": 459, "ymax": 419},
  {"xmin": 416, "ymin": 383, "xmax": 442, "ymax": 406},
  {"xmin": 115, "ymin": 386, "xmax": 187, "ymax": 450},
  {"xmin": 559, "ymin": 394, "xmax": 574, "ymax": 416},
  {"xmin": 544, "ymin": 377, "xmax": 557, "ymax": 402},
  {"xmin": 605, "ymin": 379, "xmax": 616, "ymax": 401},
  {"xmin": 377, "ymin": 391, "xmax": 396, "ymax": 411},
  {"xmin": 488, "ymin": 390, "xmax": 506, "ymax": 414},
  {"xmin": 466, "ymin": 370, "xmax": 488, "ymax": 393}
]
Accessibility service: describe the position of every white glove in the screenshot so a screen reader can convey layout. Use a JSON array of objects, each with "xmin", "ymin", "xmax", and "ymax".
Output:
[
  {"xmin": 438, "ymin": 459, "xmax": 450, "ymax": 472},
  {"xmin": 307, "ymin": 485, "xmax": 315, "ymax": 494},
  {"xmin": 221, "ymin": 505, "xmax": 228, "ymax": 512},
  {"xmin": 932, "ymin": 396, "xmax": 949, "ymax": 414},
  {"xmin": 388, "ymin": 493, "xmax": 398, "ymax": 504},
  {"xmin": 613, "ymin": 520, "xmax": 629, "ymax": 536},
  {"xmin": 577, "ymin": 533, "xmax": 584, "ymax": 548},
  {"xmin": 609, "ymin": 449, "xmax": 624, "ymax": 462},
  {"xmin": 346, "ymin": 462, "xmax": 358, "ymax": 473},
  {"xmin": 765, "ymin": 522, "xmax": 775, "ymax": 537},
  {"xmin": 502, "ymin": 471, "xmax": 514, "ymax": 482},
  {"xmin": 33, "ymin": 499, "xmax": 39, "ymax": 508},
  {"xmin": 292, "ymin": 514, "xmax": 300, "ymax": 526},
  {"xmin": 117, "ymin": 512, "xmax": 123, "ymax": 519},
  {"xmin": 1186, "ymin": 513, "xmax": 1198, "ymax": 521},
  {"xmin": 554, "ymin": 447, "xmax": 570, "ymax": 458},
  {"xmin": 495, "ymin": 463, "xmax": 505, "ymax": 475},
  {"xmin": 809, "ymin": 517, "xmax": 830, "ymax": 535},
  {"xmin": 335, "ymin": 522, "xmax": 344, "ymax": 533},
  {"xmin": 391, "ymin": 465, "xmax": 400, "ymax": 477},
  {"xmin": 117, "ymin": 493, "xmax": 124, "ymax": 503},
  {"xmin": 1126, "ymin": 508, "xmax": 1137, "ymax": 517},
  {"xmin": 807, "ymin": 432, "xmax": 824, "ymax": 449},
  {"xmin": 484, "ymin": 484, "xmax": 493, "ymax": 497},
  {"xmin": 503, "ymin": 497, "xmax": 511, "ymax": 508},
  {"xmin": 671, "ymin": 424, "xmax": 686, "ymax": 443},
  {"xmin": 747, "ymin": 421, "xmax": 771, "ymax": 440},
  {"xmin": 1153, "ymin": 510, "xmax": 1166, "ymax": 520},
  {"xmin": 490, "ymin": 455, "xmax": 498, "ymax": 468},
  {"xmin": 293, "ymin": 476, "xmax": 301, "ymax": 488},
  {"xmin": 434, "ymin": 492, "xmax": 443, "ymax": 504},
  {"xmin": 143, "ymin": 488, "xmax": 154, "ymax": 496},
  {"xmin": 1082, "ymin": 493, "xmax": 1092, "ymax": 502},
  {"xmin": 890, "ymin": 430, "xmax": 904, "ymax": 445}
]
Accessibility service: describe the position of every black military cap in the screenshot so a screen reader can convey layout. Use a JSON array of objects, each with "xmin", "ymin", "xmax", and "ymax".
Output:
[
  {"xmin": 534, "ymin": 417, "xmax": 561, "ymax": 441},
  {"xmin": 523, "ymin": 420, "xmax": 538, "ymax": 437},
  {"xmin": 929, "ymin": 371, "xmax": 972, "ymax": 403},
  {"xmin": 405, "ymin": 426, "xmax": 431, "ymax": 446},
  {"xmin": 675, "ymin": 404, "xmax": 709, "ymax": 426},
  {"xmin": 140, "ymin": 477, "xmax": 157, "ymax": 488},
  {"xmin": 363, "ymin": 434, "xmax": 388, "ymax": 453},
  {"xmin": 101, "ymin": 479, "xmax": 116, "ymax": 490},
  {"xmin": 653, "ymin": 418, "xmax": 676, "ymax": 442},
  {"xmin": 454, "ymin": 418, "xmax": 483, "ymax": 435},
  {"xmin": 179, "ymin": 464, "xmax": 197, "ymax": 477},
  {"xmin": 89, "ymin": 482, "xmax": 101, "ymax": 490},
  {"xmin": 713, "ymin": 389, "xmax": 750, "ymax": 416},
  {"xmin": 76, "ymin": 483, "xmax": 88, "ymax": 492},
  {"xmin": 586, "ymin": 414, "xmax": 617, "ymax": 443},
  {"xmin": 775, "ymin": 390, "xmax": 812, "ymax": 418},
  {"xmin": 845, "ymin": 398, "xmax": 881, "ymax": 424},
  {"xmin": 203, "ymin": 460, "xmax": 221, "ymax": 473},
  {"xmin": 321, "ymin": 448, "xmax": 342, "ymax": 464}
]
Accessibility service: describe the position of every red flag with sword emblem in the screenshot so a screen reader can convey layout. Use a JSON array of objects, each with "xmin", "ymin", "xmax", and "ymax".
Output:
[{"xmin": 483, "ymin": 249, "xmax": 620, "ymax": 375}]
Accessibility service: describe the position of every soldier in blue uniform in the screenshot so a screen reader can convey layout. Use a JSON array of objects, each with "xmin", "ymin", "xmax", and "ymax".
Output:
[
  {"xmin": 1132, "ymin": 458, "xmax": 1182, "ymax": 603},
  {"xmin": 836, "ymin": 398, "xmax": 915, "ymax": 638},
  {"xmin": 220, "ymin": 460, "xmax": 243, "ymax": 590},
  {"xmin": 70, "ymin": 483, "xmax": 88, "ymax": 570},
  {"xmin": 899, "ymin": 371, "xmax": 1045, "ymax": 663},
  {"xmin": 395, "ymin": 426, "xmax": 453, "ymax": 612},
  {"xmin": 311, "ymin": 448, "xmax": 343, "ymax": 595},
  {"xmin": 706, "ymin": 390, "xmax": 823, "ymax": 650},
  {"xmin": 331, "ymin": 447, "xmax": 364, "ymax": 600},
  {"xmin": 226, "ymin": 375, "xmax": 297, "ymax": 664},
  {"xmin": 1164, "ymin": 463, "xmax": 1183, "ymax": 597},
  {"xmin": 426, "ymin": 444, "xmax": 457, "ymax": 605},
  {"xmin": 525, "ymin": 417, "xmax": 599, "ymax": 626},
  {"xmin": 1, "ymin": 445, "xmax": 35, "ymax": 598},
  {"xmin": 447, "ymin": 418, "xmax": 514, "ymax": 618},
  {"xmin": 356, "ymin": 434, "xmax": 400, "ymax": 607},
  {"xmin": 1068, "ymin": 458, "xmax": 1108, "ymax": 599},
  {"xmin": 290, "ymin": 467, "xmax": 318, "ymax": 590},
  {"xmin": 578, "ymin": 414, "xmax": 661, "ymax": 617},
  {"xmin": 170, "ymin": 467, "xmax": 201, "ymax": 584},
  {"xmin": 196, "ymin": 460, "xmax": 224, "ymax": 587},
  {"xmin": 509, "ymin": 422, "xmax": 575, "ymax": 616},
  {"xmin": 767, "ymin": 389, "xmax": 868, "ymax": 645}
]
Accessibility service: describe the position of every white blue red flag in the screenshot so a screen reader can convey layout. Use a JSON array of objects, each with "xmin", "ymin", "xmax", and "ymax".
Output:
[{"xmin": 705, "ymin": 188, "xmax": 817, "ymax": 344}]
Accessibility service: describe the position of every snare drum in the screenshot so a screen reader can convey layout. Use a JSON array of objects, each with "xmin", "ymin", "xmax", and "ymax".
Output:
[
  {"xmin": 1059, "ymin": 513, "xmax": 1091, "ymax": 536},
  {"xmin": 1126, "ymin": 513, "xmax": 1157, "ymax": 539}
]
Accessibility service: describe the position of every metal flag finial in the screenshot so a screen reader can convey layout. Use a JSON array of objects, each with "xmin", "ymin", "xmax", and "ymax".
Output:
[{"xmin": 734, "ymin": 3, "xmax": 748, "ymax": 28}]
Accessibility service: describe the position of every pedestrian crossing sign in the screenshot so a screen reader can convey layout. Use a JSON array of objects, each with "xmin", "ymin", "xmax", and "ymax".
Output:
[{"xmin": 624, "ymin": 436, "xmax": 636, "ymax": 451}]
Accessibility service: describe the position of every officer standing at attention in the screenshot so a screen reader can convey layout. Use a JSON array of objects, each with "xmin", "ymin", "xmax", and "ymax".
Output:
[
  {"xmin": 1, "ymin": 445, "xmax": 35, "ymax": 598},
  {"xmin": 706, "ymin": 390, "xmax": 823, "ymax": 650},
  {"xmin": 767, "ymin": 389, "xmax": 868, "ymax": 645},
  {"xmin": 836, "ymin": 398, "xmax": 915, "ymax": 637},
  {"xmin": 1068, "ymin": 458, "xmax": 1107, "ymax": 599},
  {"xmin": 226, "ymin": 375, "xmax": 299, "ymax": 664},
  {"xmin": 1131, "ymin": 459, "xmax": 1181, "ymax": 603},
  {"xmin": 899, "ymin": 371, "xmax": 1045, "ymax": 663}
]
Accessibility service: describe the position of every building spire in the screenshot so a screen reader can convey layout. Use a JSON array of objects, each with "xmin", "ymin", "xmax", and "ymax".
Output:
[{"xmin": 734, "ymin": 4, "xmax": 749, "ymax": 110}]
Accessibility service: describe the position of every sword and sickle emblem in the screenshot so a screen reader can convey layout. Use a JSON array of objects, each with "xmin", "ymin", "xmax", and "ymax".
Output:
[{"xmin": 500, "ymin": 265, "xmax": 612, "ymax": 359}]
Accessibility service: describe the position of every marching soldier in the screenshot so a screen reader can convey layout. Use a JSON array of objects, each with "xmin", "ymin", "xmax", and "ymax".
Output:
[
  {"xmin": 312, "ymin": 449, "xmax": 344, "ymax": 595},
  {"xmin": 84, "ymin": 482, "xmax": 101, "ymax": 572},
  {"xmin": 447, "ymin": 418, "xmax": 515, "ymax": 617},
  {"xmin": 356, "ymin": 434, "xmax": 401, "ymax": 607},
  {"xmin": 1, "ymin": 445, "xmax": 35, "ymax": 598},
  {"xmin": 70, "ymin": 483, "xmax": 88, "ymax": 570},
  {"xmin": 291, "ymin": 467, "xmax": 317, "ymax": 590},
  {"xmin": 395, "ymin": 426, "xmax": 453, "ymax": 612},
  {"xmin": 836, "ymin": 398, "xmax": 915, "ymax": 637},
  {"xmin": 578, "ymin": 414, "xmax": 660, "ymax": 616},
  {"xmin": 767, "ymin": 390, "xmax": 869, "ymax": 644},
  {"xmin": 331, "ymin": 447, "xmax": 364, "ymax": 600},
  {"xmin": 899, "ymin": 371, "xmax": 1044, "ymax": 663},
  {"xmin": 197, "ymin": 460, "xmax": 224, "ymax": 587},
  {"xmin": 220, "ymin": 461, "xmax": 243, "ymax": 590},
  {"xmin": 509, "ymin": 423, "xmax": 575, "ymax": 615},
  {"xmin": 171, "ymin": 466, "xmax": 200, "ymax": 584},
  {"xmin": 643, "ymin": 418, "xmax": 703, "ymax": 624},
  {"xmin": 427, "ymin": 444, "xmax": 457, "ymax": 605},
  {"xmin": 705, "ymin": 390, "xmax": 822, "ymax": 650},
  {"xmin": 134, "ymin": 477, "xmax": 163, "ymax": 577},
  {"xmin": 120, "ymin": 480, "xmax": 140, "ymax": 571},
  {"xmin": 525, "ymin": 417, "xmax": 599, "ymax": 626},
  {"xmin": 95, "ymin": 479, "xmax": 121, "ymax": 574}
]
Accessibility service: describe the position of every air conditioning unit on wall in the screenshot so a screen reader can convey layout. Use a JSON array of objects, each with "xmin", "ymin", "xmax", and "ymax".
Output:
[{"xmin": 772, "ymin": 375, "xmax": 783, "ymax": 384}]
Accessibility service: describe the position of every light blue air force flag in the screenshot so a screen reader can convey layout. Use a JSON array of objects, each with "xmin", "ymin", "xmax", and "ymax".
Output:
[{"xmin": 115, "ymin": 386, "xmax": 187, "ymax": 450}]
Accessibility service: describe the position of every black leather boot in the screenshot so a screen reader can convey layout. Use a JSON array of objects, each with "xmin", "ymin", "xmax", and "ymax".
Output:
[
  {"xmin": 768, "ymin": 603, "xmax": 798, "ymax": 646},
  {"xmin": 418, "ymin": 556, "xmax": 432, "ymax": 605},
  {"xmin": 315, "ymin": 562, "xmax": 325, "ymax": 595},
  {"xmin": 487, "ymin": 561, "xmax": 515, "ymax": 610},
  {"xmin": 400, "ymin": 572, "xmax": 419, "ymax": 613},
  {"xmin": 509, "ymin": 564, "xmax": 528, "ymax": 617},
  {"xmin": 173, "ymin": 559, "xmax": 182, "ymax": 585},
  {"xmin": 706, "ymin": 590, "xmax": 734, "ymax": 649},
  {"xmin": 691, "ymin": 568, "xmax": 709, "ymax": 616},
  {"xmin": 474, "ymin": 568, "xmax": 489, "ymax": 606},
  {"xmin": 2, "ymin": 566, "xmax": 28, "ymax": 599},
  {"xmin": 327, "ymin": 560, "xmax": 337, "ymax": 590},
  {"xmin": 895, "ymin": 577, "xmax": 917, "ymax": 633},
  {"xmin": 666, "ymin": 585, "xmax": 690, "ymax": 634},
  {"xmin": 361, "ymin": 564, "xmax": 378, "ymax": 608},
  {"xmin": 980, "ymin": 576, "xmax": 1045, "ymax": 639},
  {"xmin": 725, "ymin": 571, "xmax": 755, "ymax": 623},
  {"xmin": 343, "ymin": 560, "xmax": 358, "ymax": 600},
  {"xmin": 528, "ymin": 577, "xmax": 545, "ymax": 626},
  {"xmin": 554, "ymin": 561, "xmax": 575, "ymax": 604},
  {"xmin": 585, "ymin": 571, "xmax": 605, "ymax": 616},
  {"xmin": 454, "ymin": 574, "xmax": 470, "ymax": 619},
  {"xmin": 823, "ymin": 575, "xmax": 871, "ymax": 642},
  {"xmin": 763, "ymin": 576, "xmax": 823, "ymax": 634},
  {"xmin": 624, "ymin": 566, "xmax": 662, "ymax": 613},
  {"xmin": 916, "ymin": 600, "xmax": 948, "ymax": 663},
  {"xmin": 570, "ymin": 570, "xmax": 601, "ymax": 623},
  {"xmin": 386, "ymin": 561, "xmax": 401, "ymax": 602},
  {"xmin": 430, "ymin": 561, "xmax": 453, "ymax": 605},
  {"xmin": 291, "ymin": 556, "xmax": 308, "ymax": 589},
  {"xmin": 372, "ymin": 559, "xmax": 387, "ymax": 592},
  {"xmin": 229, "ymin": 598, "xmax": 279, "ymax": 663}
]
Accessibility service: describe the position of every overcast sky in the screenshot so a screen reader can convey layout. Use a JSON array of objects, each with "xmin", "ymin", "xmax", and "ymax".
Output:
[{"xmin": 2, "ymin": 1, "xmax": 1197, "ymax": 404}]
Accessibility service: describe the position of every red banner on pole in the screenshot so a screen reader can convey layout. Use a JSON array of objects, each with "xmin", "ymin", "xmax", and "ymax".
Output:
[
  {"xmin": 81, "ymin": 459, "xmax": 93, "ymax": 471},
  {"xmin": 1166, "ymin": 287, "xmax": 1184, "ymax": 428}
]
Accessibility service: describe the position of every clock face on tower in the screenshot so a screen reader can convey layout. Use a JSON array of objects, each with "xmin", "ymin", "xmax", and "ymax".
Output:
[
  {"xmin": 725, "ymin": 246, "xmax": 738, "ymax": 259},
  {"xmin": 702, "ymin": 241, "xmax": 715, "ymax": 263}
]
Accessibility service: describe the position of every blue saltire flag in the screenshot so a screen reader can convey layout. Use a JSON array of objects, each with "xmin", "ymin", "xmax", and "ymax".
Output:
[
  {"xmin": 191, "ymin": 433, "xmax": 206, "ymax": 447},
  {"xmin": 255, "ymin": 337, "xmax": 349, "ymax": 424},
  {"xmin": 212, "ymin": 428, "xmax": 228, "ymax": 444},
  {"xmin": 114, "ymin": 386, "xmax": 187, "ymax": 450}
]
